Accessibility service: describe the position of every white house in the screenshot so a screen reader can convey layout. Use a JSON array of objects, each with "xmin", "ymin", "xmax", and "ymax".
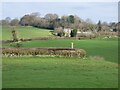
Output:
[{"xmin": 63, "ymin": 28, "xmax": 72, "ymax": 37}]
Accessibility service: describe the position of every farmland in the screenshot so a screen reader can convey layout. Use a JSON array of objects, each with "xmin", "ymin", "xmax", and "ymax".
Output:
[
  {"xmin": 2, "ymin": 26, "xmax": 118, "ymax": 88},
  {"xmin": 1, "ymin": 1, "xmax": 119, "ymax": 88},
  {"xmin": 3, "ymin": 57, "xmax": 118, "ymax": 88},
  {"xmin": 3, "ymin": 39, "xmax": 118, "ymax": 63},
  {"xmin": 1, "ymin": 26, "xmax": 53, "ymax": 40}
]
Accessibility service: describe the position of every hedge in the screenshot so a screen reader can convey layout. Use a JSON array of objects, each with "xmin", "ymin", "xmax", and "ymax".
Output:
[{"xmin": 1, "ymin": 47, "xmax": 86, "ymax": 58}]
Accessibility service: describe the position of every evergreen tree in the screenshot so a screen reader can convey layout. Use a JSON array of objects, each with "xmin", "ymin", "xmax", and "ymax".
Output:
[
  {"xmin": 70, "ymin": 29, "xmax": 77, "ymax": 37},
  {"xmin": 97, "ymin": 20, "xmax": 102, "ymax": 32}
]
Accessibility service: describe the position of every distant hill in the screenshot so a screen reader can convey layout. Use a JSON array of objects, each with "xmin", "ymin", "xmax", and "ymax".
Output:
[{"xmin": 1, "ymin": 26, "xmax": 54, "ymax": 40}]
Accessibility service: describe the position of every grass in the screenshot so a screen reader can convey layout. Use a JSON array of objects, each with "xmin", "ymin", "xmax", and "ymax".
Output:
[
  {"xmin": 3, "ymin": 39, "xmax": 118, "ymax": 63},
  {"xmin": 2, "ymin": 26, "xmax": 118, "ymax": 88},
  {"xmin": 2, "ymin": 57, "xmax": 118, "ymax": 88},
  {"xmin": 1, "ymin": 26, "xmax": 53, "ymax": 40}
]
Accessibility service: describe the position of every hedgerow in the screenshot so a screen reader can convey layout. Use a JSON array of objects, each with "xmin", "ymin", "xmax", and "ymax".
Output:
[{"xmin": 2, "ymin": 47, "xmax": 86, "ymax": 58}]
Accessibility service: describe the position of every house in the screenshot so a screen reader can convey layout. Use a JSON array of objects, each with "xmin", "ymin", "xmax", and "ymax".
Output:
[
  {"xmin": 63, "ymin": 28, "xmax": 72, "ymax": 37},
  {"xmin": 55, "ymin": 27, "xmax": 95, "ymax": 37},
  {"xmin": 63, "ymin": 29, "xmax": 94, "ymax": 37}
]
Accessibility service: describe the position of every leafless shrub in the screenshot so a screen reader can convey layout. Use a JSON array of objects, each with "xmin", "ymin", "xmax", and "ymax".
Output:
[
  {"xmin": 2, "ymin": 47, "xmax": 86, "ymax": 58},
  {"xmin": 96, "ymin": 32, "xmax": 118, "ymax": 36}
]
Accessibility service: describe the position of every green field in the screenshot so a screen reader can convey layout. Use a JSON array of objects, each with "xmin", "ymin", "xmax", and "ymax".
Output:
[
  {"xmin": 3, "ymin": 39, "xmax": 118, "ymax": 63},
  {"xmin": 2, "ymin": 27, "xmax": 118, "ymax": 88},
  {"xmin": 1, "ymin": 26, "xmax": 53, "ymax": 40},
  {"xmin": 3, "ymin": 57, "xmax": 118, "ymax": 88}
]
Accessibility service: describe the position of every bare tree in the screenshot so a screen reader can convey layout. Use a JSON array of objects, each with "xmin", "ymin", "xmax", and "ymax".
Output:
[
  {"xmin": 11, "ymin": 29, "xmax": 18, "ymax": 42},
  {"xmin": 97, "ymin": 20, "xmax": 102, "ymax": 32},
  {"xmin": 20, "ymin": 15, "xmax": 34, "ymax": 26},
  {"xmin": 101, "ymin": 22, "xmax": 110, "ymax": 32},
  {"xmin": 1, "ymin": 17, "xmax": 11, "ymax": 26},
  {"xmin": 30, "ymin": 12, "xmax": 40, "ymax": 17},
  {"xmin": 10, "ymin": 19, "xmax": 19, "ymax": 26},
  {"xmin": 5, "ymin": 17, "xmax": 11, "ymax": 23},
  {"xmin": 45, "ymin": 13, "xmax": 58, "ymax": 21}
]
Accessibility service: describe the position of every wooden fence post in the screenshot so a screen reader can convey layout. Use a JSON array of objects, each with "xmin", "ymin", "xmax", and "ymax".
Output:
[{"xmin": 71, "ymin": 42, "xmax": 73, "ymax": 49}]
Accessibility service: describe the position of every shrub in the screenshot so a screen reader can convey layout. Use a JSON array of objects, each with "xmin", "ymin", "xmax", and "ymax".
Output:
[
  {"xmin": 57, "ymin": 32, "xmax": 65, "ymax": 37},
  {"xmin": 70, "ymin": 29, "xmax": 77, "ymax": 37}
]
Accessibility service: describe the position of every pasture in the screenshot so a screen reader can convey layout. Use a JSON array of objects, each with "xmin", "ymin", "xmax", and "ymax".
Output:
[
  {"xmin": 2, "ymin": 57, "xmax": 118, "ymax": 88},
  {"xmin": 2, "ymin": 26, "xmax": 118, "ymax": 88},
  {"xmin": 1, "ymin": 26, "xmax": 53, "ymax": 40},
  {"xmin": 3, "ymin": 39, "xmax": 118, "ymax": 63}
]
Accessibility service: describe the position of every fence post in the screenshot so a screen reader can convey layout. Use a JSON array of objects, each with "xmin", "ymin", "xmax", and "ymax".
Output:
[{"xmin": 71, "ymin": 42, "xmax": 73, "ymax": 49}]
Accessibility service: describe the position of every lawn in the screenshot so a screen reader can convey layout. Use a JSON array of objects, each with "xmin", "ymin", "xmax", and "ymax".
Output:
[
  {"xmin": 1, "ymin": 26, "xmax": 53, "ymax": 40},
  {"xmin": 3, "ymin": 39, "xmax": 118, "ymax": 63},
  {"xmin": 2, "ymin": 57, "xmax": 118, "ymax": 88}
]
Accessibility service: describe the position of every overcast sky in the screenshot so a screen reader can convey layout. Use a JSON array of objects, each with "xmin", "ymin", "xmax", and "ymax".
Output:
[{"xmin": 2, "ymin": 2, "xmax": 118, "ymax": 23}]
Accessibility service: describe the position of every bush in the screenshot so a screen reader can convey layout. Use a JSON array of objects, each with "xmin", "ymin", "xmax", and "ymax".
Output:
[
  {"xmin": 70, "ymin": 29, "xmax": 77, "ymax": 37},
  {"xmin": 57, "ymin": 32, "xmax": 65, "ymax": 37}
]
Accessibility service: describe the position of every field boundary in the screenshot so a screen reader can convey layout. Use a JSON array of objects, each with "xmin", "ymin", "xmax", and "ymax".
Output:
[{"xmin": 1, "ymin": 47, "xmax": 86, "ymax": 58}]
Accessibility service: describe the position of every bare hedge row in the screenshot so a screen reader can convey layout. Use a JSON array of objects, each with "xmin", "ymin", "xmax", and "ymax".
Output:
[
  {"xmin": 1, "ymin": 47, "xmax": 86, "ymax": 58},
  {"xmin": 2, "ymin": 38, "xmax": 32, "ymax": 43},
  {"xmin": 96, "ymin": 32, "xmax": 118, "ymax": 36},
  {"xmin": 1, "ymin": 36, "xmax": 93, "ymax": 44}
]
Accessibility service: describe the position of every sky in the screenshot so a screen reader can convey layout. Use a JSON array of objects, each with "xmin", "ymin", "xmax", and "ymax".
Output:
[{"xmin": 1, "ymin": 2, "xmax": 118, "ymax": 23}]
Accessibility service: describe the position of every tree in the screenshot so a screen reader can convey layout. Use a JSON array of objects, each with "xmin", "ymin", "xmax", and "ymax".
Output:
[
  {"xmin": 72, "ymin": 15, "xmax": 81, "ymax": 29},
  {"xmin": 68, "ymin": 15, "xmax": 74, "ymax": 23},
  {"xmin": 60, "ymin": 16, "xmax": 71, "ymax": 28},
  {"xmin": 109, "ymin": 22, "xmax": 118, "ymax": 32},
  {"xmin": 5, "ymin": 17, "xmax": 11, "ymax": 23},
  {"xmin": 30, "ymin": 12, "xmax": 40, "ymax": 17},
  {"xmin": 1, "ymin": 20, "xmax": 9, "ymax": 26},
  {"xmin": 44, "ymin": 13, "xmax": 59, "ymax": 29},
  {"xmin": 70, "ymin": 29, "xmax": 77, "ymax": 37},
  {"xmin": 10, "ymin": 19, "xmax": 19, "ymax": 26},
  {"xmin": 20, "ymin": 15, "xmax": 34, "ymax": 26},
  {"xmin": 102, "ymin": 25, "xmax": 110, "ymax": 32},
  {"xmin": 101, "ymin": 22, "xmax": 110, "ymax": 32},
  {"xmin": 97, "ymin": 20, "xmax": 102, "ymax": 32},
  {"xmin": 54, "ymin": 18, "xmax": 61, "ymax": 28},
  {"xmin": 11, "ymin": 30, "xmax": 18, "ymax": 42},
  {"xmin": 81, "ymin": 21, "xmax": 88, "ymax": 32},
  {"xmin": 1, "ymin": 17, "xmax": 11, "ymax": 26},
  {"xmin": 54, "ymin": 27, "xmax": 65, "ymax": 37},
  {"xmin": 45, "ymin": 13, "xmax": 58, "ymax": 21}
]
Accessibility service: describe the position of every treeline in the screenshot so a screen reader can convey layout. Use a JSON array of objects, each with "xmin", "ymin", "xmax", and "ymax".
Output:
[{"xmin": 0, "ymin": 12, "xmax": 119, "ymax": 32}]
